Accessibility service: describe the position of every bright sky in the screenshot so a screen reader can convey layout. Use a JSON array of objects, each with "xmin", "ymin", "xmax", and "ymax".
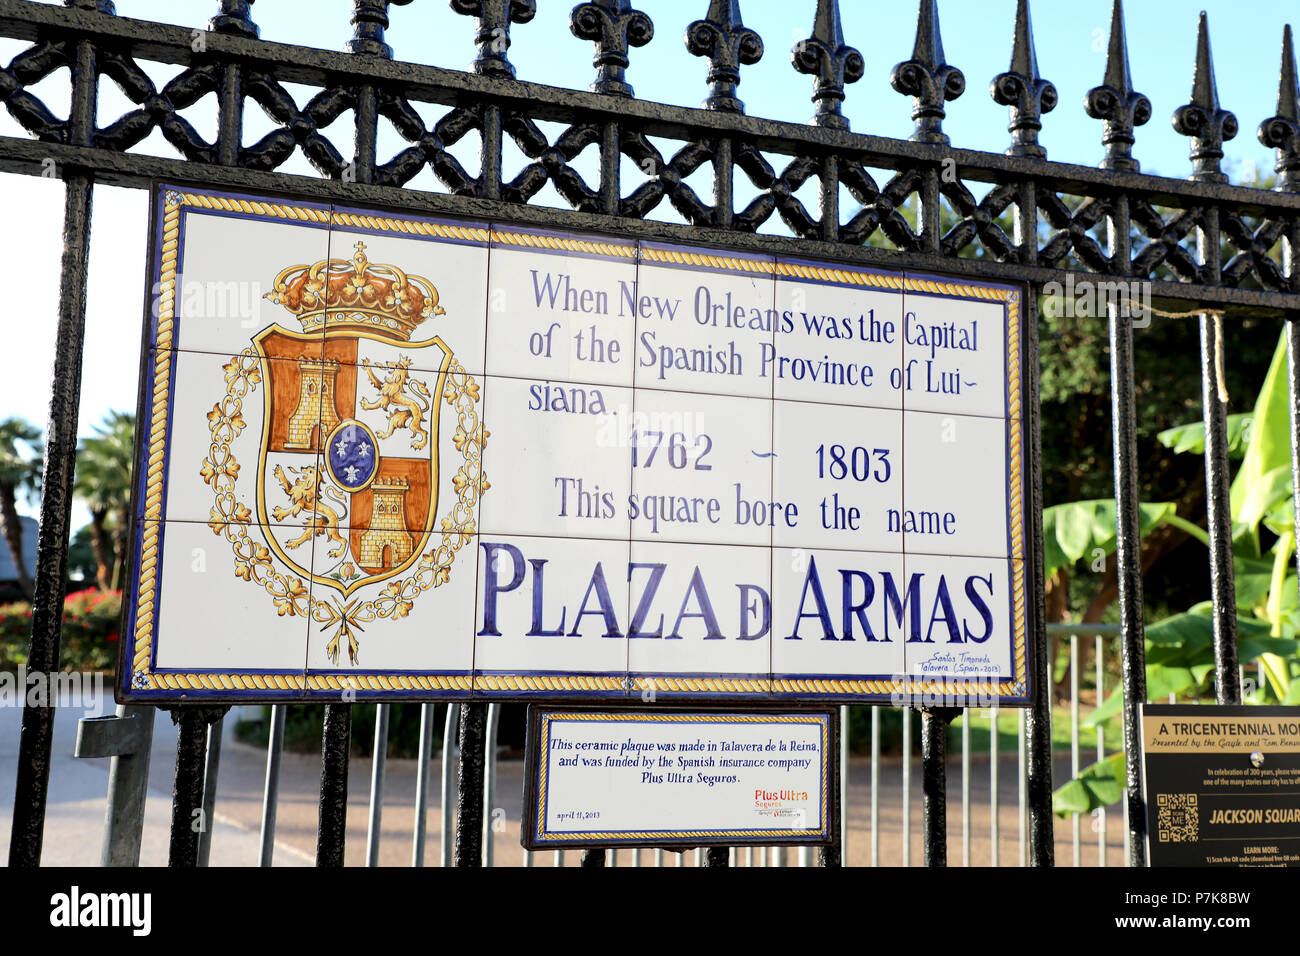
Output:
[{"xmin": 2, "ymin": 0, "xmax": 1298, "ymax": 527}]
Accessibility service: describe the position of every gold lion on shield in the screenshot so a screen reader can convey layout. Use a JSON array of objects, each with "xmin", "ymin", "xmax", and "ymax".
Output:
[
  {"xmin": 270, "ymin": 463, "xmax": 350, "ymax": 558},
  {"xmin": 360, "ymin": 356, "xmax": 432, "ymax": 450}
]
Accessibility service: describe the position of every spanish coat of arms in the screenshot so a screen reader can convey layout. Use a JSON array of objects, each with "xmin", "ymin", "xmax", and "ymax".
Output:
[{"xmin": 203, "ymin": 239, "xmax": 488, "ymax": 666}]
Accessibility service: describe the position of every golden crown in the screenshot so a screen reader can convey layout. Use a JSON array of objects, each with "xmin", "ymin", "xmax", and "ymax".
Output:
[{"xmin": 265, "ymin": 241, "xmax": 444, "ymax": 341}]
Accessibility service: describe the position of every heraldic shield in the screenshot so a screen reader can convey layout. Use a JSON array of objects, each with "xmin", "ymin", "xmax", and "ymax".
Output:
[{"xmin": 252, "ymin": 240, "xmax": 459, "ymax": 663}]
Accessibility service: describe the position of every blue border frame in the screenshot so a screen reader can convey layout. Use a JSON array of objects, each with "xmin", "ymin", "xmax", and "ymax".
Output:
[{"xmin": 119, "ymin": 183, "xmax": 1032, "ymax": 705}]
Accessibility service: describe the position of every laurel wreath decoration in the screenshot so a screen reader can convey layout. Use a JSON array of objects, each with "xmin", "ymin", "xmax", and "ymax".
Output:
[{"xmin": 203, "ymin": 348, "xmax": 489, "ymax": 666}]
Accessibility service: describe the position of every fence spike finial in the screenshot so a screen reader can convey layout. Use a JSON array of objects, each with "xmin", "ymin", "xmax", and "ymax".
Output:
[
  {"xmin": 570, "ymin": 0, "xmax": 654, "ymax": 97},
  {"xmin": 209, "ymin": 0, "xmax": 258, "ymax": 37},
  {"xmin": 1173, "ymin": 12, "xmax": 1237, "ymax": 183},
  {"xmin": 348, "ymin": 0, "xmax": 413, "ymax": 58},
  {"xmin": 792, "ymin": 0, "xmax": 863, "ymax": 130},
  {"xmin": 891, "ymin": 0, "xmax": 965, "ymax": 145},
  {"xmin": 450, "ymin": 0, "xmax": 536, "ymax": 78},
  {"xmin": 1259, "ymin": 24, "xmax": 1300, "ymax": 191},
  {"xmin": 1085, "ymin": 0, "xmax": 1150, "ymax": 171},
  {"xmin": 991, "ymin": 0, "xmax": 1056, "ymax": 159},
  {"xmin": 686, "ymin": 0, "xmax": 763, "ymax": 113}
]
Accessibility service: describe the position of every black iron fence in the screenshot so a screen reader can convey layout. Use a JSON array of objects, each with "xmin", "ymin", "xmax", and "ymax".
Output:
[{"xmin": 3, "ymin": 0, "xmax": 1299, "ymax": 867}]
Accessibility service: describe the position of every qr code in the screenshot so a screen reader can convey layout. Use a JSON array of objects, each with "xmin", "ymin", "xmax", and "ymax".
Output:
[{"xmin": 1157, "ymin": 793, "xmax": 1198, "ymax": 843}]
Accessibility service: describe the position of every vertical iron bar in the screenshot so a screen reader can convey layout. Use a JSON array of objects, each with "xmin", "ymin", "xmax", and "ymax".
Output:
[
  {"xmin": 259, "ymin": 704, "xmax": 286, "ymax": 867},
  {"xmin": 1071, "ymin": 634, "xmax": 1081, "ymax": 866},
  {"xmin": 920, "ymin": 708, "xmax": 953, "ymax": 867},
  {"xmin": 714, "ymin": 136, "xmax": 733, "ymax": 230},
  {"xmin": 920, "ymin": 166, "xmax": 941, "ymax": 253},
  {"xmin": 197, "ymin": 715, "xmax": 223, "ymax": 867},
  {"xmin": 902, "ymin": 705, "xmax": 912, "ymax": 866},
  {"xmin": 1096, "ymin": 636, "xmax": 1106, "ymax": 866},
  {"xmin": 1108, "ymin": 191, "xmax": 1148, "ymax": 866},
  {"xmin": 870, "ymin": 704, "xmax": 879, "ymax": 867},
  {"xmin": 1017, "ymin": 707, "xmax": 1026, "ymax": 867},
  {"xmin": 961, "ymin": 713, "xmax": 970, "ymax": 867},
  {"xmin": 412, "ymin": 703, "xmax": 434, "ymax": 867},
  {"xmin": 819, "ymin": 703, "xmax": 842, "ymax": 867},
  {"xmin": 8, "ymin": 2, "xmax": 101, "ymax": 855},
  {"xmin": 820, "ymin": 154, "xmax": 839, "ymax": 243},
  {"xmin": 1123, "ymin": 788, "xmax": 1131, "ymax": 867},
  {"xmin": 581, "ymin": 848, "xmax": 606, "ymax": 867},
  {"xmin": 365, "ymin": 703, "xmax": 390, "ymax": 866},
  {"xmin": 316, "ymin": 704, "xmax": 352, "ymax": 867},
  {"xmin": 482, "ymin": 702, "xmax": 499, "ymax": 867},
  {"xmin": 454, "ymin": 702, "xmax": 486, "ymax": 866},
  {"xmin": 839, "ymin": 704, "xmax": 848, "ymax": 863},
  {"xmin": 704, "ymin": 846, "xmax": 729, "ymax": 867},
  {"xmin": 481, "ymin": 104, "xmax": 503, "ymax": 201},
  {"xmin": 1014, "ymin": 170, "xmax": 1054, "ymax": 866},
  {"xmin": 1024, "ymin": 291, "xmax": 1054, "ymax": 867},
  {"xmin": 601, "ymin": 120, "xmax": 620, "ymax": 216},
  {"xmin": 440, "ymin": 703, "xmax": 459, "ymax": 867},
  {"xmin": 168, "ymin": 709, "xmax": 208, "ymax": 867},
  {"xmin": 1198, "ymin": 206, "xmax": 1240, "ymax": 705},
  {"xmin": 555, "ymin": 850, "xmax": 566, "ymax": 867},
  {"xmin": 989, "ymin": 701, "xmax": 999, "ymax": 868}
]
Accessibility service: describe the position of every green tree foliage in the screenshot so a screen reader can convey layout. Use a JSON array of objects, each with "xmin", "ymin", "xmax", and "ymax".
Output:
[
  {"xmin": 73, "ymin": 411, "xmax": 136, "ymax": 591},
  {"xmin": 0, "ymin": 418, "xmax": 42, "ymax": 599}
]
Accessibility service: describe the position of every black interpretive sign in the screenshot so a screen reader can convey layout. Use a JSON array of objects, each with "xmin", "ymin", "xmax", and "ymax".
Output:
[{"xmin": 1141, "ymin": 704, "xmax": 1300, "ymax": 867}]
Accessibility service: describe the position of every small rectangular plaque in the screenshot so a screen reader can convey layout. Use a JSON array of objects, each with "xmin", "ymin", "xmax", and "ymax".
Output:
[{"xmin": 523, "ymin": 708, "xmax": 834, "ymax": 849}]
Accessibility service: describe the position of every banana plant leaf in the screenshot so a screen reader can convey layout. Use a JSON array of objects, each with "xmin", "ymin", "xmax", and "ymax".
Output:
[
  {"xmin": 1053, "ymin": 751, "xmax": 1126, "ymax": 817},
  {"xmin": 1157, "ymin": 413, "xmax": 1254, "ymax": 457},
  {"xmin": 1043, "ymin": 500, "xmax": 1175, "ymax": 579}
]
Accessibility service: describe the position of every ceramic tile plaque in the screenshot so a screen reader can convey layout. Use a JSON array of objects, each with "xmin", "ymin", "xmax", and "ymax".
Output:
[
  {"xmin": 523, "ymin": 709, "xmax": 833, "ymax": 849},
  {"xmin": 119, "ymin": 184, "xmax": 1029, "ymax": 703}
]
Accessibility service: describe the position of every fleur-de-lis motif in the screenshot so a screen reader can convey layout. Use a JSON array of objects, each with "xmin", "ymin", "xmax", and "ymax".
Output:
[
  {"xmin": 1085, "ymin": 0, "xmax": 1151, "ymax": 172},
  {"xmin": 1259, "ymin": 25, "xmax": 1300, "ymax": 191},
  {"xmin": 890, "ymin": 0, "xmax": 964, "ymax": 145},
  {"xmin": 685, "ymin": 0, "xmax": 763, "ymax": 113},
  {"xmin": 570, "ymin": 0, "xmax": 653, "ymax": 97},
  {"xmin": 208, "ymin": 0, "xmax": 258, "ymax": 38},
  {"xmin": 791, "ymin": 0, "xmax": 863, "ymax": 130},
  {"xmin": 449, "ymin": 0, "xmax": 537, "ymax": 78},
  {"xmin": 347, "ymin": 0, "xmax": 414, "ymax": 59},
  {"xmin": 1172, "ymin": 13, "xmax": 1237, "ymax": 184},
  {"xmin": 990, "ymin": 0, "xmax": 1056, "ymax": 159}
]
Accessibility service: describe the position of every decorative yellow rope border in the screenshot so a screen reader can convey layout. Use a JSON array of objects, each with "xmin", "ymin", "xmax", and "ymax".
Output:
[
  {"xmin": 534, "ymin": 712, "xmax": 830, "ymax": 843},
  {"xmin": 128, "ymin": 192, "xmax": 1028, "ymax": 702},
  {"xmin": 490, "ymin": 229, "xmax": 635, "ymax": 259},
  {"xmin": 129, "ymin": 191, "xmax": 489, "ymax": 693}
]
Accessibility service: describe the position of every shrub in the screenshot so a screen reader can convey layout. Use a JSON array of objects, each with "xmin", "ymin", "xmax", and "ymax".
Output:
[{"xmin": 0, "ymin": 588, "xmax": 121, "ymax": 673}]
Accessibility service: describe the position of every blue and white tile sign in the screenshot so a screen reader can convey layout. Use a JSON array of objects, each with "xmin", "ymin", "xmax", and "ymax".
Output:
[{"xmin": 120, "ymin": 185, "xmax": 1029, "ymax": 704}]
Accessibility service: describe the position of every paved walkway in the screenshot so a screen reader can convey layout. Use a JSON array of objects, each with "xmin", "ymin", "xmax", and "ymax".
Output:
[{"xmin": 0, "ymin": 685, "xmax": 1127, "ymax": 867}]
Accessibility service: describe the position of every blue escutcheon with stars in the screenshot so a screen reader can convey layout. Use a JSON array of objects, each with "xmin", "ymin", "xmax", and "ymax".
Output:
[{"xmin": 325, "ymin": 419, "xmax": 380, "ymax": 492}]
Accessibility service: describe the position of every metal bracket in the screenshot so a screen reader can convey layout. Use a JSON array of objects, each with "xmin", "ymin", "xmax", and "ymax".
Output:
[{"xmin": 75, "ymin": 710, "xmax": 152, "ymax": 759}]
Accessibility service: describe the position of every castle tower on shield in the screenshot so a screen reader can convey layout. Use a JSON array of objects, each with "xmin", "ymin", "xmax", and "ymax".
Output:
[
  {"xmin": 360, "ymin": 478, "xmax": 414, "ymax": 569},
  {"xmin": 286, "ymin": 358, "xmax": 341, "ymax": 450}
]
